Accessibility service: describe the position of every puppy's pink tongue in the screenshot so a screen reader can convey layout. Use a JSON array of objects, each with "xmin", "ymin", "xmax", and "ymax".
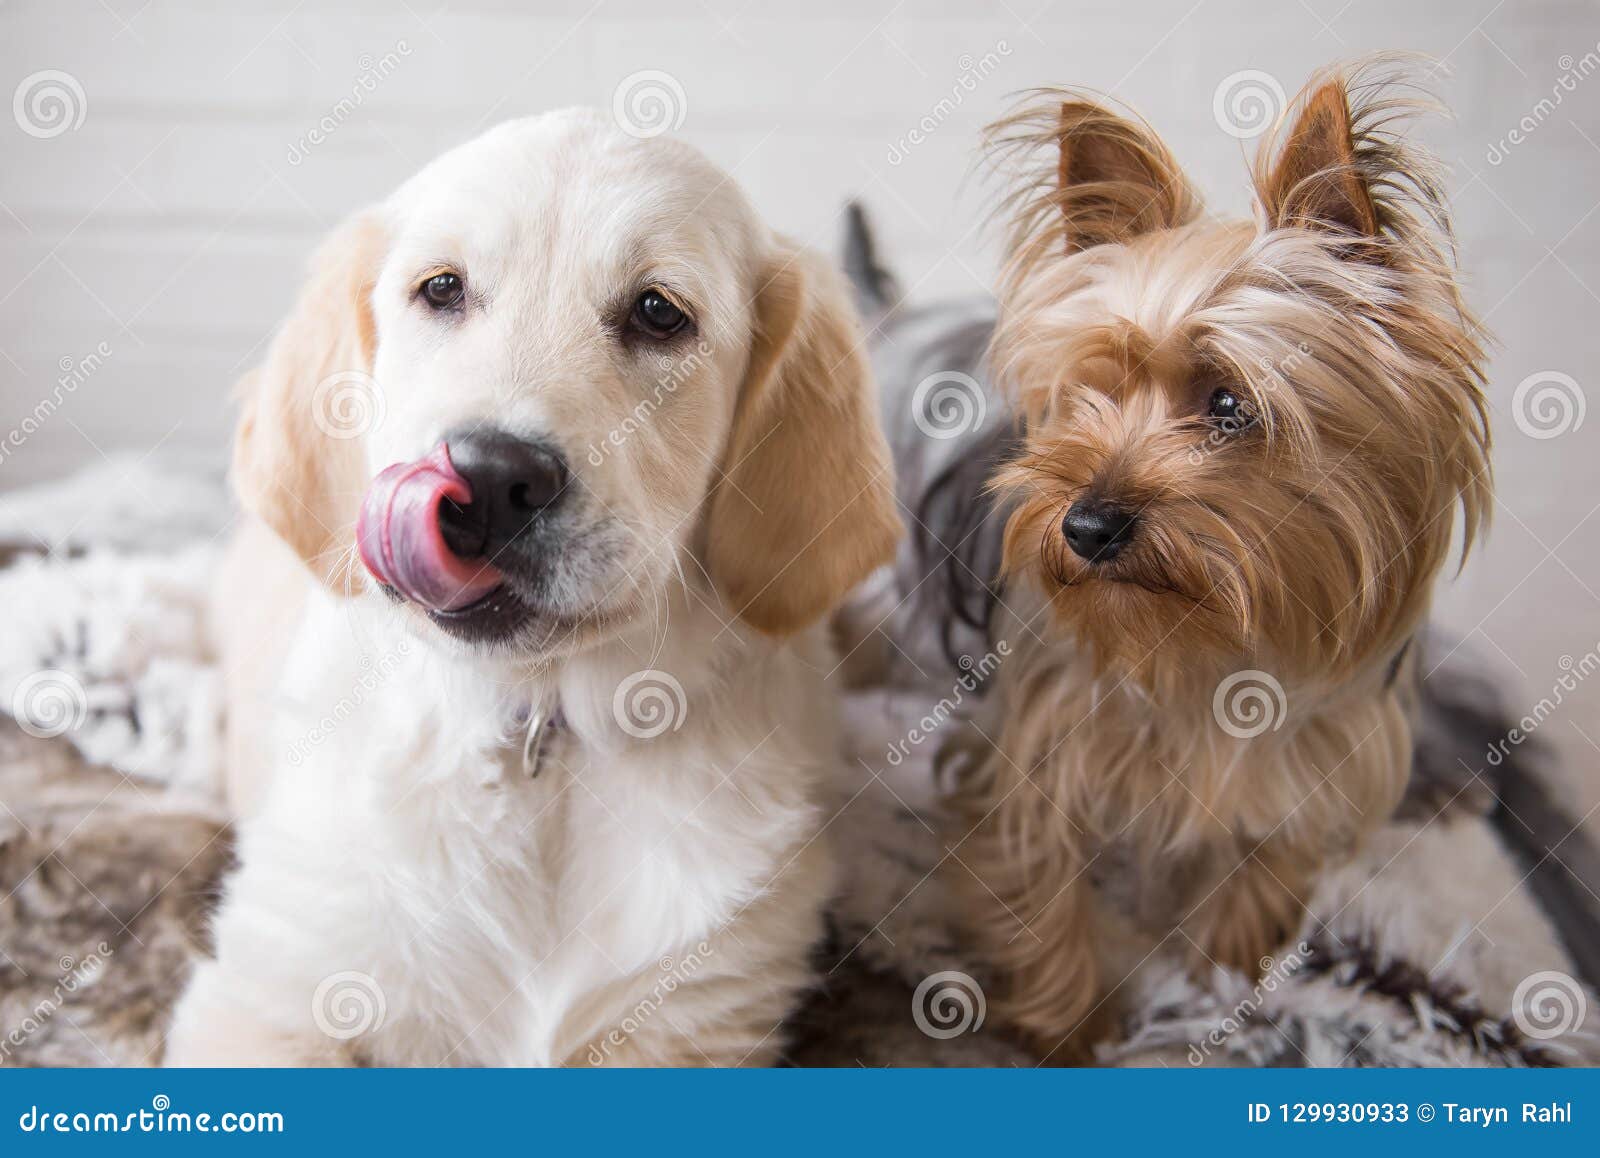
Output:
[{"xmin": 357, "ymin": 443, "xmax": 502, "ymax": 612}]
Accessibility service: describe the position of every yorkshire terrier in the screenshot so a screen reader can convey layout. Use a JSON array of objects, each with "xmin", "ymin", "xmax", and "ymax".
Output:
[{"xmin": 950, "ymin": 59, "xmax": 1493, "ymax": 1059}]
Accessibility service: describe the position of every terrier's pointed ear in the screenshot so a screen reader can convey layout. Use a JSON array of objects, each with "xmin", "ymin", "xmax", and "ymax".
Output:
[
  {"xmin": 1054, "ymin": 100, "xmax": 1198, "ymax": 252},
  {"xmin": 1255, "ymin": 80, "xmax": 1378, "ymax": 237}
]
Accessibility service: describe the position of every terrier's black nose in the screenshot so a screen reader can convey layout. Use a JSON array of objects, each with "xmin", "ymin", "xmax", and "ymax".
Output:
[
  {"xmin": 438, "ymin": 427, "xmax": 569, "ymax": 556},
  {"xmin": 1062, "ymin": 498, "xmax": 1138, "ymax": 563}
]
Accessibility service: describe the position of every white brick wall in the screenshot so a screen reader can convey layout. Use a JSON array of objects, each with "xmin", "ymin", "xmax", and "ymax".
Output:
[{"xmin": 2, "ymin": 0, "xmax": 1598, "ymax": 808}]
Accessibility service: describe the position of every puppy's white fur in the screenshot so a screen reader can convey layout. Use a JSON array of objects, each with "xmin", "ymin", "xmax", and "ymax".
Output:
[{"xmin": 166, "ymin": 110, "xmax": 899, "ymax": 1066}]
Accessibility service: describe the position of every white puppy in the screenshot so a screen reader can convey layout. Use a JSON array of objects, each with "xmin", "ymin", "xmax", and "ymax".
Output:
[{"xmin": 165, "ymin": 109, "xmax": 900, "ymax": 1067}]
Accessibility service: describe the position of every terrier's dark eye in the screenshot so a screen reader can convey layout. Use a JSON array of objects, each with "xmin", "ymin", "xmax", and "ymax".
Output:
[
  {"xmin": 421, "ymin": 273, "xmax": 464, "ymax": 310},
  {"xmin": 630, "ymin": 289, "xmax": 688, "ymax": 338},
  {"xmin": 1207, "ymin": 388, "xmax": 1257, "ymax": 433}
]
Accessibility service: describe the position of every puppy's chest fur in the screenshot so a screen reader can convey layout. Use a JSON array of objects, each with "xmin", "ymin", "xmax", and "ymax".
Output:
[{"xmin": 226, "ymin": 597, "xmax": 830, "ymax": 1066}]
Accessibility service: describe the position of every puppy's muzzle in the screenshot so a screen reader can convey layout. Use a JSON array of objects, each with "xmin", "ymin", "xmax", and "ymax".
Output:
[
  {"xmin": 356, "ymin": 426, "xmax": 569, "ymax": 616},
  {"xmin": 438, "ymin": 426, "xmax": 570, "ymax": 558},
  {"xmin": 1062, "ymin": 498, "xmax": 1138, "ymax": 563}
]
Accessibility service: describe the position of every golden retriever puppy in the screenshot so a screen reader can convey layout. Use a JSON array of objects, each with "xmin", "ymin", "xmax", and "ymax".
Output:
[{"xmin": 166, "ymin": 109, "xmax": 900, "ymax": 1066}]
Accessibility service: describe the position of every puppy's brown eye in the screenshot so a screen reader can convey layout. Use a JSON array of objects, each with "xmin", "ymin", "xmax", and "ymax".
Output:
[
  {"xmin": 421, "ymin": 273, "xmax": 464, "ymax": 310},
  {"xmin": 631, "ymin": 290, "xmax": 687, "ymax": 338},
  {"xmin": 1207, "ymin": 388, "xmax": 1257, "ymax": 432}
]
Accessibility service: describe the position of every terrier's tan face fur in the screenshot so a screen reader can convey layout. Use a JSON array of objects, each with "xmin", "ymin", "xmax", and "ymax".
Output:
[{"xmin": 989, "ymin": 73, "xmax": 1490, "ymax": 685}]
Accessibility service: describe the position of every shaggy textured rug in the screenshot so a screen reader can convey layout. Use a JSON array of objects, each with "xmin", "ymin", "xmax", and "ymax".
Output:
[{"xmin": 0, "ymin": 458, "xmax": 1596, "ymax": 1067}]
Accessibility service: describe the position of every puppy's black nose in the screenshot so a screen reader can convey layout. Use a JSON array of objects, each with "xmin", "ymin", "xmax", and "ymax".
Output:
[
  {"xmin": 1062, "ymin": 499, "xmax": 1138, "ymax": 563},
  {"xmin": 438, "ymin": 427, "xmax": 568, "ymax": 556}
]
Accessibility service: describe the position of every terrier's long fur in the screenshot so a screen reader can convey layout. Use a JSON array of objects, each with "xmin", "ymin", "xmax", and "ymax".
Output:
[{"xmin": 950, "ymin": 59, "xmax": 1493, "ymax": 1059}]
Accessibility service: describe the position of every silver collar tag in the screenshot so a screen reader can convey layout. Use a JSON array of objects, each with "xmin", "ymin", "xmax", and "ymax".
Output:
[{"xmin": 520, "ymin": 698, "xmax": 560, "ymax": 778}]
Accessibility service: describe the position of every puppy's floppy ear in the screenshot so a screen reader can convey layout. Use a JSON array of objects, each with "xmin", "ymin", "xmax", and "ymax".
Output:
[
  {"xmin": 707, "ymin": 245, "xmax": 902, "ymax": 636},
  {"xmin": 1254, "ymin": 78, "xmax": 1379, "ymax": 237},
  {"xmin": 1053, "ymin": 99, "xmax": 1199, "ymax": 251},
  {"xmin": 233, "ymin": 211, "xmax": 386, "ymax": 594}
]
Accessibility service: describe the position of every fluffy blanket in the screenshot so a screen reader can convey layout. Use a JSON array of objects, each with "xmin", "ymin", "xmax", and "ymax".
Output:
[{"xmin": 0, "ymin": 458, "xmax": 1595, "ymax": 1067}]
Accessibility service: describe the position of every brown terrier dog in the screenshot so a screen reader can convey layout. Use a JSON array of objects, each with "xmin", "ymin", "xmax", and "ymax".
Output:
[{"xmin": 951, "ymin": 59, "xmax": 1493, "ymax": 1060}]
